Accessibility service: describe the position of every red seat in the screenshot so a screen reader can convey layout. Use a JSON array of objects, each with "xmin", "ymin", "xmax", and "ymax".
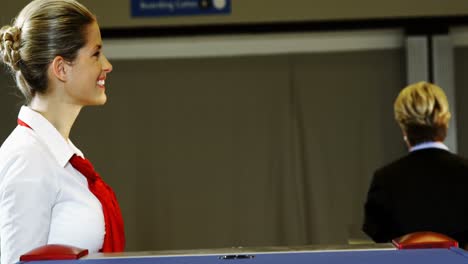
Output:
[{"xmin": 392, "ymin": 231, "xmax": 459, "ymax": 249}]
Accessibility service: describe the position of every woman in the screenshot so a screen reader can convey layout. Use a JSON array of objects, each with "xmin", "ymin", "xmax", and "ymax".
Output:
[
  {"xmin": 0, "ymin": 0, "xmax": 125, "ymax": 263},
  {"xmin": 362, "ymin": 81, "xmax": 468, "ymax": 247}
]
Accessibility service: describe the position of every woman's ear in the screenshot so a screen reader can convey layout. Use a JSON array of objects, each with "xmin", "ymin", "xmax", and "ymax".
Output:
[{"xmin": 50, "ymin": 56, "xmax": 69, "ymax": 82}]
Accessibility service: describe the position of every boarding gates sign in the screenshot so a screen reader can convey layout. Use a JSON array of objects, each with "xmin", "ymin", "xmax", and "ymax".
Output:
[{"xmin": 131, "ymin": 0, "xmax": 231, "ymax": 17}]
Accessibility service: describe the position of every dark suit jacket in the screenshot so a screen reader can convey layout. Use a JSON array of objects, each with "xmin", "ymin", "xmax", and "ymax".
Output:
[{"xmin": 362, "ymin": 148, "xmax": 468, "ymax": 246}]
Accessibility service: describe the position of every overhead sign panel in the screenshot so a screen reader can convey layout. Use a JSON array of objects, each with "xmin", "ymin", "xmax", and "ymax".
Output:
[{"xmin": 131, "ymin": 0, "xmax": 231, "ymax": 17}]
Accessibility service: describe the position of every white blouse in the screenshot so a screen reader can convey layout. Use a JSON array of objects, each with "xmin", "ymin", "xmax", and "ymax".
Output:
[{"xmin": 0, "ymin": 106, "xmax": 105, "ymax": 264}]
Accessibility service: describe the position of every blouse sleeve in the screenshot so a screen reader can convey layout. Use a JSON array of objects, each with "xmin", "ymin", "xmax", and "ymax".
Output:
[{"xmin": 0, "ymin": 150, "xmax": 59, "ymax": 264}]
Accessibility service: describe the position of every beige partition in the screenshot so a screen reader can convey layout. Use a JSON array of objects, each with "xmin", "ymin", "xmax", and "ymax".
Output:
[{"xmin": 61, "ymin": 49, "xmax": 405, "ymax": 250}]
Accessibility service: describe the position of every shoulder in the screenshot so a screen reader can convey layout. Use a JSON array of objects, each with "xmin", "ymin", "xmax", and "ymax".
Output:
[
  {"xmin": 440, "ymin": 151, "xmax": 468, "ymax": 170},
  {"xmin": 0, "ymin": 128, "xmax": 59, "ymax": 190},
  {"xmin": 375, "ymin": 148, "xmax": 468, "ymax": 173},
  {"xmin": 409, "ymin": 148, "xmax": 468, "ymax": 170},
  {"xmin": 373, "ymin": 149, "xmax": 468, "ymax": 183},
  {"xmin": 373, "ymin": 154, "xmax": 411, "ymax": 180}
]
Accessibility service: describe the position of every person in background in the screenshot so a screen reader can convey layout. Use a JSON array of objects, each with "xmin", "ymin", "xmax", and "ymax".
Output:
[
  {"xmin": 0, "ymin": 0, "xmax": 125, "ymax": 263},
  {"xmin": 362, "ymin": 81, "xmax": 468, "ymax": 248}
]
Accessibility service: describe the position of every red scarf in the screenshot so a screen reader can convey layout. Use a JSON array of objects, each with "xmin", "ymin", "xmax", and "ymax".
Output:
[
  {"xmin": 18, "ymin": 119, "xmax": 125, "ymax": 252},
  {"xmin": 69, "ymin": 155, "xmax": 125, "ymax": 252}
]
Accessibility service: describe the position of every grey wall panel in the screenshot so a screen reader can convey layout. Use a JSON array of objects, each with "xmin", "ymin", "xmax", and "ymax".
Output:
[
  {"xmin": 406, "ymin": 36, "xmax": 429, "ymax": 84},
  {"xmin": 454, "ymin": 48, "xmax": 468, "ymax": 158},
  {"xmin": 433, "ymin": 35, "xmax": 457, "ymax": 153}
]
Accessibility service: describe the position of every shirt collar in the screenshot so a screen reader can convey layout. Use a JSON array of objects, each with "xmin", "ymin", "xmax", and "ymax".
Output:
[
  {"xmin": 409, "ymin": 141, "xmax": 449, "ymax": 152},
  {"xmin": 18, "ymin": 106, "xmax": 83, "ymax": 167}
]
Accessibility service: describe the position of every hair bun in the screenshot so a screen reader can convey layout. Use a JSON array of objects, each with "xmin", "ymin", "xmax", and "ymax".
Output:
[{"xmin": 0, "ymin": 25, "xmax": 22, "ymax": 71}]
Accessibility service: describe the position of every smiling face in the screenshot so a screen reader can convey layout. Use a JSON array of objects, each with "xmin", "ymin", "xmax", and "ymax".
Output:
[{"xmin": 64, "ymin": 21, "xmax": 112, "ymax": 106}]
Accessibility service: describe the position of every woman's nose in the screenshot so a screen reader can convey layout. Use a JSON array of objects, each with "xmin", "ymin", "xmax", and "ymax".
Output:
[{"xmin": 102, "ymin": 54, "xmax": 113, "ymax": 73}]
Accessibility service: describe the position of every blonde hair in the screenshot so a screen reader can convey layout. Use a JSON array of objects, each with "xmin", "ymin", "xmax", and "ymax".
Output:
[
  {"xmin": 0, "ymin": 0, "xmax": 95, "ymax": 104},
  {"xmin": 394, "ymin": 81, "xmax": 451, "ymax": 145}
]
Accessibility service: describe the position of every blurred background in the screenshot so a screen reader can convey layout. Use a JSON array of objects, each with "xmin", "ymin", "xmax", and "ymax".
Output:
[{"xmin": 2, "ymin": 0, "xmax": 468, "ymax": 252}]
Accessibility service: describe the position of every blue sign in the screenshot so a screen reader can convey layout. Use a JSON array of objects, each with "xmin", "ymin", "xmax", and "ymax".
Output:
[{"xmin": 131, "ymin": 0, "xmax": 231, "ymax": 17}]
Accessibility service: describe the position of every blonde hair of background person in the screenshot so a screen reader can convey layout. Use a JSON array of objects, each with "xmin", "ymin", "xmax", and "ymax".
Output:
[
  {"xmin": 0, "ymin": 0, "xmax": 124, "ymax": 263},
  {"xmin": 394, "ymin": 81, "xmax": 451, "ymax": 148}
]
